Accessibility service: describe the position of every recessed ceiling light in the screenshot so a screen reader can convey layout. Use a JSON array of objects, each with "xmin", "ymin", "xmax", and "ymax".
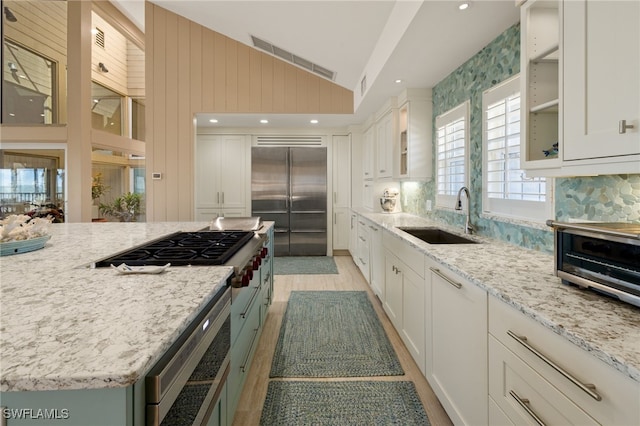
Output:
[
  {"xmin": 209, "ymin": 119, "xmax": 218, "ymax": 123},
  {"xmin": 395, "ymin": 79, "xmax": 402, "ymax": 84},
  {"xmin": 459, "ymin": 2, "xmax": 470, "ymax": 10},
  {"xmin": 260, "ymin": 119, "xmax": 269, "ymax": 124},
  {"xmin": 310, "ymin": 119, "xmax": 319, "ymax": 124}
]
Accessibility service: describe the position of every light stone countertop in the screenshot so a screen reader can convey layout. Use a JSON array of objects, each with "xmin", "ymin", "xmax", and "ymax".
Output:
[
  {"xmin": 0, "ymin": 222, "xmax": 233, "ymax": 392},
  {"xmin": 354, "ymin": 210, "xmax": 640, "ymax": 383}
]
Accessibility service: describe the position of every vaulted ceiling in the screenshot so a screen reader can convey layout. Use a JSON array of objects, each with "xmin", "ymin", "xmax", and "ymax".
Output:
[{"xmin": 112, "ymin": 1, "xmax": 520, "ymax": 128}]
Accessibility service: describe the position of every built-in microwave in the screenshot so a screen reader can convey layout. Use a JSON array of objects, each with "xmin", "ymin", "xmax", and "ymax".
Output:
[{"xmin": 547, "ymin": 221, "xmax": 640, "ymax": 308}]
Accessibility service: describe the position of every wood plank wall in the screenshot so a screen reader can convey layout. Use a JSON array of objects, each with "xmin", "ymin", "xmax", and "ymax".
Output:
[
  {"xmin": 146, "ymin": 3, "xmax": 354, "ymax": 221},
  {"xmin": 91, "ymin": 12, "xmax": 128, "ymax": 95}
]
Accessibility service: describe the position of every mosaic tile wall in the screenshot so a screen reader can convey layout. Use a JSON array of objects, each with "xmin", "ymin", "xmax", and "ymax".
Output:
[
  {"xmin": 556, "ymin": 175, "xmax": 640, "ymax": 222},
  {"xmin": 400, "ymin": 22, "xmax": 640, "ymax": 253}
]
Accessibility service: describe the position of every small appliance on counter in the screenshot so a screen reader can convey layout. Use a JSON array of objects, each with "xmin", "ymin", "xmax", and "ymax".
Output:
[
  {"xmin": 380, "ymin": 188, "xmax": 400, "ymax": 213},
  {"xmin": 547, "ymin": 220, "xmax": 640, "ymax": 308}
]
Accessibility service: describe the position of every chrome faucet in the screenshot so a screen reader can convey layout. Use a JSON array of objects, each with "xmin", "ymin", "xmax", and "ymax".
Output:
[{"xmin": 455, "ymin": 186, "xmax": 474, "ymax": 234}]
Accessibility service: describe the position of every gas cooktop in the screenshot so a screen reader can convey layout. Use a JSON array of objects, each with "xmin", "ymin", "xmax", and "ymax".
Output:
[{"xmin": 93, "ymin": 231, "xmax": 255, "ymax": 267}]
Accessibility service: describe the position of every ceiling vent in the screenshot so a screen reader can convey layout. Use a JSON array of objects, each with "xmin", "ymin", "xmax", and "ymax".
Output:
[{"xmin": 251, "ymin": 35, "xmax": 336, "ymax": 81}]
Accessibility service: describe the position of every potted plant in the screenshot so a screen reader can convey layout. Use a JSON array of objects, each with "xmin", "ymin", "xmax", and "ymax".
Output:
[
  {"xmin": 91, "ymin": 174, "xmax": 110, "ymax": 219},
  {"xmin": 99, "ymin": 192, "xmax": 143, "ymax": 222}
]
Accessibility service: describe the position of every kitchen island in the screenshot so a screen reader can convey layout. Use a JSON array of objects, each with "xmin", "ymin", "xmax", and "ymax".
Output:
[{"xmin": 0, "ymin": 222, "xmax": 234, "ymax": 424}]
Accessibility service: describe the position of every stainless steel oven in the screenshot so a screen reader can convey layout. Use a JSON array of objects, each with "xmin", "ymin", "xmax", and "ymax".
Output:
[
  {"xmin": 547, "ymin": 220, "xmax": 640, "ymax": 308},
  {"xmin": 145, "ymin": 285, "xmax": 231, "ymax": 425}
]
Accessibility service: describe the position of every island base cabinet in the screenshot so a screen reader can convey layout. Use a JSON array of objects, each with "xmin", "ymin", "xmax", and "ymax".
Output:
[
  {"xmin": 428, "ymin": 262, "xmax": 488, "ymax": 426},
  {"xmin": 489, "ymin": 297, "xmax": 640, "ymax": 425},
  {"xmin": 0, "ymin": 387, "xmax": 133, "ymax": 426},
  {"xmin": 228, "ymin": 292, "xmax": 261, "ymax": 421},
  {"xmin": 206, "ymin": 384, "xmax": 228, "ymax": 426}
]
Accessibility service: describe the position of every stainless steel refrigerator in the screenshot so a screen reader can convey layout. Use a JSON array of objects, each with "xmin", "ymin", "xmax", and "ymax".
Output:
[{"xmin": 251, "ymin": 147, "xmax": 327, "ymax": 256}]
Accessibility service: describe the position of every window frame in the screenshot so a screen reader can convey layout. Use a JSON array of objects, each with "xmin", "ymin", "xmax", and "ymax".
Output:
[
  {"xmin": 481, "ymin": 75, "xmax": 553, "ymax": 223},
  {"xmin": 435, "ymin": 101, "xmax": 470, "ymax": 209}
]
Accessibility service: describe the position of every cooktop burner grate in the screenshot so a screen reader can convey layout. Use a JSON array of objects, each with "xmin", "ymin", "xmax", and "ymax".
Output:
[{"xmin": 93, "ymin": 231, "xmax": 255, "ymax": 267}]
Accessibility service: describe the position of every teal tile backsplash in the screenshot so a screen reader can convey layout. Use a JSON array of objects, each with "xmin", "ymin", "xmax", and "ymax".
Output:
[{"xmin": 400, "ymin": 22, "xmax": 640, "ymax": 253}]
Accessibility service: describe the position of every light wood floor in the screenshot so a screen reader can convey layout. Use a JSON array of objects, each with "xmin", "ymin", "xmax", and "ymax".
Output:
[{"xmin": 232, "ymin": 255, "xmax": 453, "ymax": 426}]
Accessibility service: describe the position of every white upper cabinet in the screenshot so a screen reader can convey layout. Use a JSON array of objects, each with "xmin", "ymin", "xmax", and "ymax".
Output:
[
  {"xmin": 520, "ymin": 0, "xmax": 562, "ymax": 173},
  {"xmin": 376, "ymin": 110, "xmax": 394, "ymax": 179},
  {"xmin": 195, "ymin": 134, "xmax": 250, "ymax": 215},
  {"xmin": 397, "ymin": 89, "xmax": 433, "ymax": 180},
  {"xmin": 563, "ymin": 0, "xmax": 640, "ymax": 173},
  {"xmin": 521, "ymin": 0, "xmax": 640, "ymax": 176},
  {"xmin": 362, "ymin": 125, "xmax": 375, "ymax": 180}
]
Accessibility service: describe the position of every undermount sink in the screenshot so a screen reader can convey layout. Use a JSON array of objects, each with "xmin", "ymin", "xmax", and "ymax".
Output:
[{"xmin": 398, "ymin": 227, "xmax": 478, "ymax": 244}]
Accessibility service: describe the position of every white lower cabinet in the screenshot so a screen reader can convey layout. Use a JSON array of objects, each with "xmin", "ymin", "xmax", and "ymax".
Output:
[
  {"xmin": 383, "ymin": 231, "xmax": 426, "ymax": 374},
  {"xmin": 489, "ymin": 336, "xmax": 597, "ymax": 425},
  {"xmin": 355, "ymin": 218, "xmax": 371, "ymax": 282},
  {"xmin": 368, "ymin": 221, "xmax": 384, "ymax": 299},
  {"xmin": 489, "ymin": 297, "xmax": 640, "ymax": 426},
  {"xmin": 427, "ymin": 259, "xmax": 488, "ymax": 426}
]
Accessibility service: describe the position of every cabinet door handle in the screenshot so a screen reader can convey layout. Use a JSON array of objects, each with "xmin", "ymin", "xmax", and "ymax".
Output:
[
  {"xmin": 334, "ymin": 213, "xmax": 337, "ymax": 225},
  {"xmin": 509, "ymin": 390, "xmax": 546, "ymax": 426},
  {"xmin": 507, "ymin": 330, "xmax": 602, "ymax": 401},
  {"xmin": 369, "ymin": 225, "xmax": 378, "ymax": 231},
  {"xmin": 334, "ymin": 192, "xmax": 337, "ymax": 203},
  {"xmin": 619, "ymin": 119, "xmax": 634, "ymax": 134},
  {"xmin": 430, "ymin": 267, "xmax": 462, "ymax": 289},
  {"xmin": 221, "ymin": 192, "xmax": 225, "ymax": 204},
  {"xmin": 380, "ymin": 169, "xmax": 386, "ymax": 173}
]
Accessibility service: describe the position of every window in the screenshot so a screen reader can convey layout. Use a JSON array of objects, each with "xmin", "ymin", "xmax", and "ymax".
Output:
[
  {"xmin": 482, "ymin": 75, "xmax": 552, "ymax": 222},
  {"xmin": 0, "ymin": 148, "xmax": 66, "ymax": 222},
  {"xmin": 91, "ymin": 82, "xmax": 124, "ymax": 136},
  {"xmin": 2, "ymin": 41, "xmax": 57, "ymax": 124},
  {"xmin": 435, "ymin": 101, "xmax": 469, "ymax": 208}
]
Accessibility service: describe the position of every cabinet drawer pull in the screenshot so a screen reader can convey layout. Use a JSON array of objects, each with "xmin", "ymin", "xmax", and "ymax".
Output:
[
  {"xmin": 240, "ymin": 327, "xmax": 260, "ymax": 373},
  {"xmin": 240, "ymin": 288, "xmax": 260, "ymax": 319},
  {"xmin": 430, "ymin": 267, "xmax": 462, "ymax": 289},
  {"xmin": 369, "ymin": 225, "xmax": 378, "ymax": 231},
  {"xmin": 507, "ymin": 330, "xmax": 602, "ymax": 401},
  {"xmin": 509, "ymin": 390, "xmax": 546, "ymax": 426},
  {"xmin": 619, "ymin": 119, "xmax": 634, "ymax": 134}
]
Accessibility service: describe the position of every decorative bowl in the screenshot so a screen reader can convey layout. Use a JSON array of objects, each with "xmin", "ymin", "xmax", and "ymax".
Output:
[{"xmin": 0, "ymin": 235, "xmax": 51, "ymax": 256}]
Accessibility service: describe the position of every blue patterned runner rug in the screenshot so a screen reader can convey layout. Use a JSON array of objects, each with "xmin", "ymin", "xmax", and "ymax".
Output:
[
  {"xmin": 260, "ymin": 380, "xmax": 430, "ymax": 425},
  {"xmin": 270, "ymin": 291, "xmax": 404, "ymax": 377},
  {"xmin": 273, "ymin": 256, "xmax": 338, "ymax": 275}
]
